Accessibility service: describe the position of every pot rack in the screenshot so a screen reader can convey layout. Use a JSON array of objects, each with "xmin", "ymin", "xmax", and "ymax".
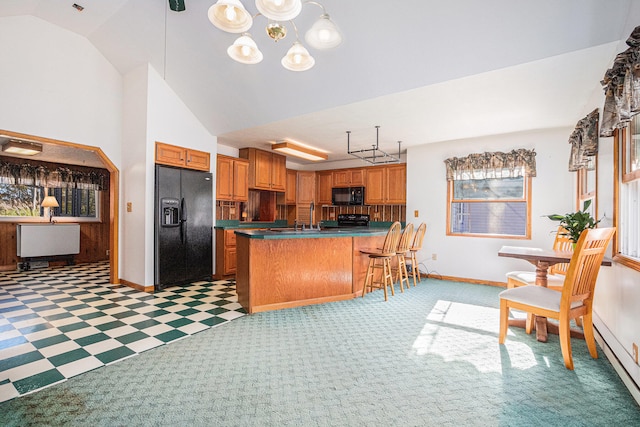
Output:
[{"xmin": 347, "ymin": 126, "xmax": 401, "ymax": 164}]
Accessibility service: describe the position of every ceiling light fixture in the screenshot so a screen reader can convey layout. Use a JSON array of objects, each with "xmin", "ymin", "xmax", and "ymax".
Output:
[
  {"xmin": 272, "ymin": 140, "xmax": 328, "ymax": 161},
  {"xmin": 1, "ymin": 140, "xmax": 43, "ymax": 156},
  {"xmin": 347, "ymin": 126, "xmax": 402, "ymax": 165},
  {"xmin": 208, "ymin": 0, "xmax": 342, "ymax": 71}
]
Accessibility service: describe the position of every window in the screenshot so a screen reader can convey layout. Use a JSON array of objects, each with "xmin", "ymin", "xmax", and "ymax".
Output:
[
  {"xmin": 577, "ymin": 157, "xmax": 597, "ymax": 215},
  {"xmin": 614, "ymin": 120, "xmax": 640, "ymax": 271},
  {"xmin": 447, "ymin": 174, "xmax": 531, "ymax": 238},
  {"xmin": 0, "ymin": 184, "xmax": 99, "ymax": 221}
]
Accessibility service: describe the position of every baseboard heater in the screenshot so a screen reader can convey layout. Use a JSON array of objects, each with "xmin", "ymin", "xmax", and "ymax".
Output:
[{"xmin": 17, "ymin": 224, "xmax": 80, "ymax": 271}]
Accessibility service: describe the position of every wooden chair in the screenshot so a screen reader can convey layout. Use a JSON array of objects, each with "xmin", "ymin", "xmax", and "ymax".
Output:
[
  {"xmin": 393, "ymin": 223, "xmax": 414, "ymax": 293},
  {"xmin": 361, "ymin": 222, "xmax": 402, "ymax": 301},
  {"xmin": 506, "ymin": 227, "xmax": 573, "ymax": 291},
  {"xmin": 407, "ymin": 223, "xmax": 426, "ymax": 287},
  {"xmin": 499, "ymin": 227, "xmax": 616, "ymax": 370}
]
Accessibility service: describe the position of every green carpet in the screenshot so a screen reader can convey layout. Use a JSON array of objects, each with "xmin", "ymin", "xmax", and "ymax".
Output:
[{"xmin": 1, "ymin": 279, "xmax": 638, "ymax": 426}]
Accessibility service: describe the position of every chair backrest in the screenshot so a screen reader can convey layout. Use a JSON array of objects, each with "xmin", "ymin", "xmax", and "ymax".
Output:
[
  {"xmin": 560, "ymin": 227, "xmax": 615, "ymax": 311},
  {"xmin": 410, "ymin": 223, "xmax": 427, "ymax": 251},
  {"xmin": 382, "ymin": 222, "xmax": 402, "ymax": 255},
  {"xmin": 397, "ymin": 223, "xmax": 414, "ymax": 253},
  {"xmin": 549, "ymin": 226, "xmax": 573, "ymax": 276}
]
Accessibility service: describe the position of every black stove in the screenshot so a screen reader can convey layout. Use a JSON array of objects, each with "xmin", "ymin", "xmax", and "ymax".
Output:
[{"xmin": 337, "ymin": 214, "xmax": 370, "ymax": 227}]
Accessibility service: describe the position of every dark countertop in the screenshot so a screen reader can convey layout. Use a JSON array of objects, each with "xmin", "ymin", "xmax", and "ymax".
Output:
[{"xmin": 234, "ymin": 227, "xmax": 387, "ymax": 239}]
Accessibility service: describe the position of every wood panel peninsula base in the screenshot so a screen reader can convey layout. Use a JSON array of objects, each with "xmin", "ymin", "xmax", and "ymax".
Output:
[{"xmin": 235, "ymin": 229, "xmax": 387, "ymax": 314}]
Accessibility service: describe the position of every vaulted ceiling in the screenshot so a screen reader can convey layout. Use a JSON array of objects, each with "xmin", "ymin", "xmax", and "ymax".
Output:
[{"xmin": 0, "ymin": 0, "xmax": 635, "ymax": 165}]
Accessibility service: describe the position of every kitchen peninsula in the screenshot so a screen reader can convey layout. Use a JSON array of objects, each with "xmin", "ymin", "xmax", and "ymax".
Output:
[{"xmin": 235, "ymin": 228, "xmax": 387, "ymax": 313}]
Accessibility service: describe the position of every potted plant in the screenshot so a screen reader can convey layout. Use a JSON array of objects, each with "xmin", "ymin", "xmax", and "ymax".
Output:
[{"xmin": 546, "ymin": 200, "xmax": 600, "ymax": 243}]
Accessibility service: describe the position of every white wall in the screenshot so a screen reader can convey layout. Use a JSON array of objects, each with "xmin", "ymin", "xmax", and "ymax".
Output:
[
  {"xmin": 406, "ymin": 128, "xmax": 574, "ymax": 282},
  {"xmin": 144, "ymin": 66, "xmax": 217, "ymax": 286},
  {"xmin": 0, "ymin": 15, "xmax": 122, "ymax": 168}
]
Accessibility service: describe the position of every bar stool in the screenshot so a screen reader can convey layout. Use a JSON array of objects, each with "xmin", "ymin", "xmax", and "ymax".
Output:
[
  {"xmin": 407, "ymin": 223, "xmax": 426, "ymax": 287},
  {"xmin": 394, "ymin": 223, "xmax": 414, "ymax": 293},
  {"xmin": 361, "ymin": 222, "xmax": 401, "ymax": 301}
]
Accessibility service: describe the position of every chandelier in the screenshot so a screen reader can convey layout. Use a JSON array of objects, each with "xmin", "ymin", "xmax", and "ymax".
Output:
[
  {"xmin": 347, "ymin": 126, "xmax": 402, "ymax": 165},
  {"xmin": 208, "ymin": 0, "xmax": 342, "ymax": 71}
]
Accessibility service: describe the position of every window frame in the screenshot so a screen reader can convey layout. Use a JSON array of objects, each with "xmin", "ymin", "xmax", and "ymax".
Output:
[
  {"xmin": 613, "ymin": 126, "xmax": 640, "ymax": 272},
  {"xmin": 446, "ymin": 175, "xmax": 532, "ymax": 239},
  {"xmin": 576, "ymin": 157, "xmax": 597, "ymax": 215}
]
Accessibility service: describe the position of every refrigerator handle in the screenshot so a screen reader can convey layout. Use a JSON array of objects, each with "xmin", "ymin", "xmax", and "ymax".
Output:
[{"xmin": 180, "ymin": 198, "xmax": 187, "ymax": 244}]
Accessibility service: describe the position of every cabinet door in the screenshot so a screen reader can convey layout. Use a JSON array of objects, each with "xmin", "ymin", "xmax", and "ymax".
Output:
[
  {"xmin": 224, "ymin": 247, "xmax": 237, "ymax": 275},
  {"xmin": 332, "ymin": 170, "xmax": 350, "ymax": 187},
  {"xmin": 349, "ymin": 168, "xmax": 364, "ymax": 186},
  {"xmin": 385, "ymin": 164, "xmax": 406, "ymax": 204},
  {"xmin": 271, "ymin": 153, "xmax": 286, "ymax": 191},
  {"xmin": 316, "ymin": 171, "xmax": 333, "ymax": 204},
  {"xmin": 285, "ymin": 169, "xmax": 297, "ymax": 204},
  {"xmin": 186, "ymin": 149, "xmax": 210, "ymax": 172},
  {"xmin": 365, "ymin": 167, "xmax": 385, "ymax": 204},
  {"xmin": 233, "ymin": 160, "xmax": 249, "ymax": 201},
  {"xmin": 156, "ymin": 142, "xmax": 186, "ymax": 167},
  {"xmin": 253, "ymin": 149, "xmax": 273, "ymax": 190},
  {"xmin": 216, "ymin": 156, "xmax": 233, "ymax": 201},
  {"xmin": 297, "ymin": 171, "xmax": 316, "ymax": 204}
]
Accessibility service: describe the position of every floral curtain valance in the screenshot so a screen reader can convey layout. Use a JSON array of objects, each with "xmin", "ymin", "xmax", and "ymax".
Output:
[
  {"xmin": 0, "ymin": 159, "xmax": 108, "ymax": 191},
  {"xmin": 568, "ymin": 108, "xmax": 599, "ymax": 171},
  {"xmin": 600, "ymin": 25, "xmax": 640, "ymax": 137},
  {"xmin": 444, "ymin": 149, "xmax": 536, "ymax": 181}
]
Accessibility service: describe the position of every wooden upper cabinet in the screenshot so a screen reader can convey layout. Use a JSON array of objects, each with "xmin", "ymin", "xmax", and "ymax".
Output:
[
  {"xmin": 332, "ymin": 168, "xmax": 364, "ymax": 187},
  {"xmin": 385, "ymin": 164, "xmax": 406, "ymax": 204},
  {"xmin": 316, "ymin": 170, "xmax": 333, "ymax": 205},
  {"xmin": 239, "ymin": 148, "xmax": 286, "ymax": 192},
  {"xmin": 155, "ymin": 141, "xmax": 210, "ymax": 172},
  {"xmin": 364, "ymin": 164, "xmax": 406, "ymax": 205},
  {"xmin": 285, "ymin": 169, "xmax": 297, "ymax": 204},
  {"xmin": 296, "ymin": 171, "xmax": 316, "ymax": 205},
  {"xmin": 216, "ymin": 155, "xmax": 248, "ymax": 202}
]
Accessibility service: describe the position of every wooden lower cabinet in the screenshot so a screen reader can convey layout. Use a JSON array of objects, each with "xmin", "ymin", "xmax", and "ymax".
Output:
[{"xmin": 215, "ymin": 228, "xmax": 238, "ymax": 278}]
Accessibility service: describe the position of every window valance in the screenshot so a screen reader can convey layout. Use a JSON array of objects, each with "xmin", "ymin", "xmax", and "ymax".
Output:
[
  {"xmin": 600, "ymin": 25, "xmax": 640, "ymax": 137},
  {"xmin": 568, "ymin": 108, "xmax": 599, "ymax": 171},
  {"xmin": 0, "ymin": 158, "xmax": 108, "ymax": 191},
  {"xmin": 444, "ymin": 149, "xmax": 536, "ymax": 181}
]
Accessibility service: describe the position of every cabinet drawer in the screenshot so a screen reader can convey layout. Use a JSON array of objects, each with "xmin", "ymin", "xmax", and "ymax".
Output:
[{"xmin": 225, "ymin": 229, "xmax": 236, "ymax": 247}]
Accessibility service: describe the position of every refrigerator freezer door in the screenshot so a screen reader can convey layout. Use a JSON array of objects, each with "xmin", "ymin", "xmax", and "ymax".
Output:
[{"xmin": 155, "ymin": 166, "xmax": 186, "ymax": 287}]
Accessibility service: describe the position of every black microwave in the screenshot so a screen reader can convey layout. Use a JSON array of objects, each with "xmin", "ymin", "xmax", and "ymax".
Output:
[{"xmin": 332, "ymin": 187, "xmax": 365, "ymax": 205}]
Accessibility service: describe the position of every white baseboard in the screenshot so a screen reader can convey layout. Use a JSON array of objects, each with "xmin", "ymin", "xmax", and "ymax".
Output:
[{"xmin": 594, "ymin": 316, "xmax": 640, "ymax": 406}]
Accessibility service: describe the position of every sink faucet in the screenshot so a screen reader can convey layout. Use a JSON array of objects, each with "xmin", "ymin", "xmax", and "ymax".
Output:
[{"xmin": 309, "ymin": 201, "xmax": 315, "ymax": 228}]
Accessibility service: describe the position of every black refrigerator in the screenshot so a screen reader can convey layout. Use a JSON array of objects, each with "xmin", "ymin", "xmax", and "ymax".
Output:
[{"xmin": 155, "ymin": 165, "xmax": 213, "ymax": 290}]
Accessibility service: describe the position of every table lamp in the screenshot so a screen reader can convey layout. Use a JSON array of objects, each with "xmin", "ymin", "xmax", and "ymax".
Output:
[{"xmin": 41, "ymin": 196, "xmax": 59, "ymax": 223}]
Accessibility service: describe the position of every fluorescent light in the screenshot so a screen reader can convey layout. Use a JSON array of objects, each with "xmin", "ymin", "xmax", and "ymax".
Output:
[
  {"xmin": 272, "ymin": 141, "xmax": 328, "ymax": 161},
  {"xmin": 2, "ymin": 140, "xmax": 43, "ymax": 155}
]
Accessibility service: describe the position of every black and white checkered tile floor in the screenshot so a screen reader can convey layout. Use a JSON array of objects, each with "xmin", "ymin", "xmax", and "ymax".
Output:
[{"xmin": 0, "ymin": 262, "xmax": 244, "ymax": 403}]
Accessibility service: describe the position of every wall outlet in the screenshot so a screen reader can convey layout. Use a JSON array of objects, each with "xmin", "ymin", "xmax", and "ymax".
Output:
[
  {"xmin": 633, "ymin": 343, "xmax": 639, "ymax": 364},
  {"xmin": 106, "ymin": 249, "xmax": 110, "ymax": 256},
  {"xmin": 414, "ymin": 210, "xmax": 419, "ymax": 217},
  {"xmin": 432, "ymin": 253, "xmax": 437, "ymax": 261},
  {"xmin": 126, "ymin": 202, "xmax": 132, "ymax": 212}
]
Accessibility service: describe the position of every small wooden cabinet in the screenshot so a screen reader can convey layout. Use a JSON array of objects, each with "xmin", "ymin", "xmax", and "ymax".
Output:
[
  {"xmin": 216, "ymin": 155, "xmax": 249, "ymax": 202},
  {"xmin": 155, "ymin": 141, "xmax": 210, "ymax": 172},
  {"xmin": 364, "ymin": 164, "xmax": 406, "ymax": 205},
  {"xmin": 316, "ymin": 171, "xmax": 333, "ymax": 205},
  {"xmin": 239, "ymin": 148, "xmax": 286, "ymax": 192},
  {"xmin": 215, "ymin": 228, "xmax": 238, "ymax": 278},
  {"xmin": 285, "ymin": 169, "xmax": 297, "ymax": 205},
  {"xmin": 332, "ymin": 168, "xmax": 364, "ymax": 187},
  {"xmin": 297, "ymin": 171, "xmax": 316, "ymax": 205}
]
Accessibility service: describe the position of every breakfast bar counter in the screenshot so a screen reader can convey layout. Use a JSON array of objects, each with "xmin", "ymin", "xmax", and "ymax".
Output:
[{"xmin": 234, "ymin": 228, "xmax": 387, "ymax": 314}]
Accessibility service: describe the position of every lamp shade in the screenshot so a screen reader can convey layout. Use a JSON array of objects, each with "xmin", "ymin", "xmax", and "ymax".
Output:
[
  {"xmin": 281, "ymin": 42, "xmax": 315, "ymax": 71},
  {"xmin": 255, "ymin": 0, "xmax": 302, "ymax": 21},
  {"xmin": 227, "ymin": 33, "xmax": 264, "ymax": 64},
  {"xmin": 305, "ymin": 14, "xmax": 342, "ymax": 49},
  {"xmin": 41, "ymin": 196, "xmax": 59, "ymax": 208},
  {"xmin": 208, "ymin": 0, "xmax": 253, "ymax": 33}
]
